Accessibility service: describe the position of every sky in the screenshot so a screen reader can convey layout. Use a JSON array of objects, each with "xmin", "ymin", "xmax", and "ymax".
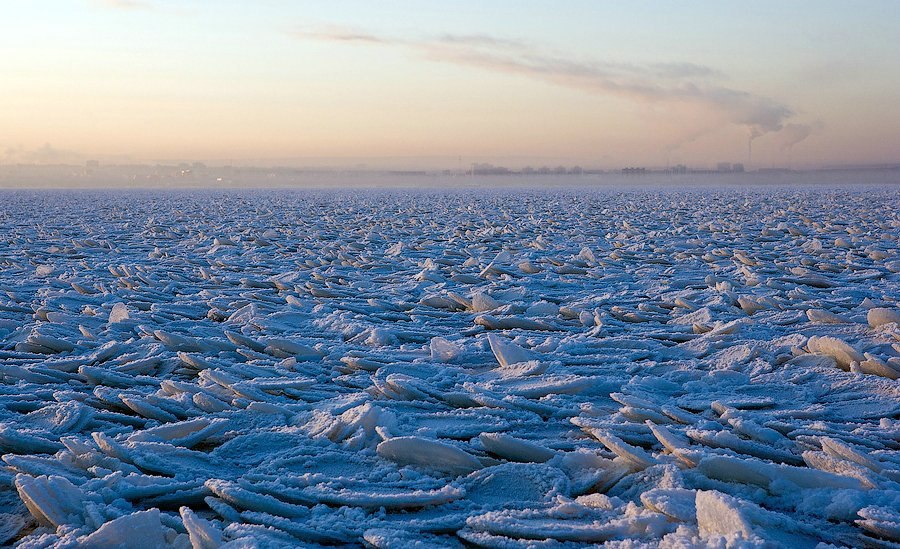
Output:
[{"xmin": 2, "ymin": 1, "xmax": 899, "ymax": 170}]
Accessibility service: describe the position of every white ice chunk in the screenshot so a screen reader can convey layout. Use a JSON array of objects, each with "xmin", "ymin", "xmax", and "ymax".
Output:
[
  {"xmin": 487, "ymin": 334, "xmax": 535, "ymax": 367},
  {"xmin": 15, "ymin": 474, "xmax": 87, "ymax": 528},
  {"xmin": 695, "ymin": 490, "xmax": 755, "ymax": 539},
  {"xmin": 430, "ymin": 337, "xmax": 461, "ymax": 362},
  {"xmin": 479, "ymin": 432, "xmax": 555, "ymax": 463},
  {"xmin": 806, "ymin": 335, "xmax": 865, "ymax": 369},
  {"xmin": 179, "ymin": 506, "xmax": 223, "ymax": 549},
  {"xmin": 108, "ymin": 302, "xmax": 131, "ymax": 324},
  {"xmin": 376, "ymin": 436, "xmax": 482, "ymax": 475},
  {"xmin": 79, "ymin": 509, "xmax": 169, "ymax": 548},
  {"xmin": 868, "ymin": 307, "xmax": 900, "ymax": 328}
]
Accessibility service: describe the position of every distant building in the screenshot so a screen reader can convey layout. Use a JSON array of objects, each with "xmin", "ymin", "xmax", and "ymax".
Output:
[
  {"xmin": 622, "ymin": 167, "xmax": 647, "ymax": 175},
  {"xmin": 471, "ymin": 163, "xmax": 511, "ymax": 175},
  {"xmin": 85, "ymin": 160, "xmax": 100, "ymax": 168},
  {"xmin": 716, "ymin": 162, "xmax": 744, "ymax": 173}
]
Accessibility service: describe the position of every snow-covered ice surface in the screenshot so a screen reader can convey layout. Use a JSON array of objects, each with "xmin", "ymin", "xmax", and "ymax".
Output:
[{"xmin": 0, "ymin": 185, "xmax": 899, "ymax": 548}]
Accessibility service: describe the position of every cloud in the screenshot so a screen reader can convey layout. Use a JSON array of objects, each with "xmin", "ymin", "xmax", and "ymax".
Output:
[
  {"xmin": 291, "ymin": 25, "xmax": 798, "ymax": 138},
  {"xmin": 776, "ymin": 121, "xmax": 825, "ymax": 150},
  {"xmin": 435, "ymin": 34, "xmax": 530, "ymax": 50},
  {"xmin": 293, "ymin": 25, "xmax": 389, "ymax": 44}
]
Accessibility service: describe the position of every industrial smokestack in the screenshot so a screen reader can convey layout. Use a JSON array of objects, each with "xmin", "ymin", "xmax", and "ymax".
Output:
[{"xmin": 747, "ymin": 128, "xmax": 763, "ymax": 168}]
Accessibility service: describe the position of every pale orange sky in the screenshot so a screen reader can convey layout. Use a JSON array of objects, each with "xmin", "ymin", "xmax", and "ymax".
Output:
[{"xmin": 2, "ymin": 1, "xmax": 899, "ymax": 169}]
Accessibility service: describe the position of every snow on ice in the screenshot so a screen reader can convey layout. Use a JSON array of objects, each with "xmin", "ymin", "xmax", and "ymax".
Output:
[{"xmin": 0, "ymin": 186, "xmax": 898, "ymax": 547}]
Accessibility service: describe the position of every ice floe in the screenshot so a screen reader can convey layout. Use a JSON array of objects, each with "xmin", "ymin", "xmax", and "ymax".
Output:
[{"xmin": 0, "ymin": 186, "xmax": 897, "ymax": 546}]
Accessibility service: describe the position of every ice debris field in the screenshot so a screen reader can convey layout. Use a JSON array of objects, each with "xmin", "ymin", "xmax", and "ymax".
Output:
[{"xmin": 0, "ymin": 186, "xmax": 899, "ymax": 548}]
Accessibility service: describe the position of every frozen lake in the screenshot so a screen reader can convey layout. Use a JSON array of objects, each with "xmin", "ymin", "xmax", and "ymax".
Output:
[{"xmin": 0, "ymin": 185, "xmax": 898, "ymax": 547}]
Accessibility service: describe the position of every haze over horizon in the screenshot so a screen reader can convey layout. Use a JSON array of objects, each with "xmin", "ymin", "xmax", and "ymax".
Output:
[{"xmin": 3, "ymin": 1, "xmax": 899, "ymax": 170}]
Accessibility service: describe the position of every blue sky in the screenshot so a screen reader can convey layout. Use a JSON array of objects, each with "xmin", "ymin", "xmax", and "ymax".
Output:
[{"xmin": 2, "ymin": 1, "xmax": 899, "ymax": 168}]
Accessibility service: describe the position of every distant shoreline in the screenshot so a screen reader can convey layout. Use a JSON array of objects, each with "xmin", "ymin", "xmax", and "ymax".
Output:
[{"xmin": 1, "ymin": 166, "xmax": 899, "ymax": 190}]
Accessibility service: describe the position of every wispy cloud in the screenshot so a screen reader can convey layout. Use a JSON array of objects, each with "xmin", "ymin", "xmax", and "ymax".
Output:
[
  {"xmin": 777, "ymin": 120, "xmax": 825, "ymax": 150},
  {"xmin": 296, "ymin": 25, "xmax": 388, "ymax": 44},
  {"xmin": 292, "ymin": 25, "xmax": 803, "ymax": 139}
]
